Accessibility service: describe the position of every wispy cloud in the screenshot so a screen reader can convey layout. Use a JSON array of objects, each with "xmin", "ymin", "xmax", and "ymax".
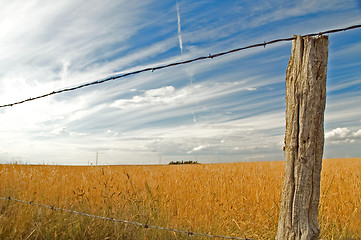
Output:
[{"xmin": 0, "ymin": 0, "xmax": 360, "ymax": 164}]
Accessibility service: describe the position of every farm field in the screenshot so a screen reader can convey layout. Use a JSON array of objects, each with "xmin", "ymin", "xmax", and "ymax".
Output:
[{"xmin": 0, "ymin": 158, "xmax": 360, "ymax": 239}]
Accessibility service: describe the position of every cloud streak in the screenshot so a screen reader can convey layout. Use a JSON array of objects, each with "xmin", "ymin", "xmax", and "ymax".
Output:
[
  {"xmin": 176, "ymin": 1, "xmax": 183, "ymax": 54},
  {"xmin": 0, "ymin": 0, "xmax": 360, "ymax": 164}
]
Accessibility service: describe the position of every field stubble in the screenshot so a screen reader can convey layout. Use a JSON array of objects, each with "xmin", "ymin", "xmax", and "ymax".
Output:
[{"xmin": 0, "ymin": 158, "xmax": 360, "ymax": 239}]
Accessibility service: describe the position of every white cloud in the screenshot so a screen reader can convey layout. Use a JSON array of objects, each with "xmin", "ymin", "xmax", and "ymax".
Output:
[
  {"xmin": 187, "ymin": 145, "xmax": 210, "ymax": 154},
  {"xmin": 145, "ymin": 86, "xmax": 175, "ymax": 97},
  {"xmin": 325, "ymin": 127, "xmax": 361, "ymax": 144},
  {"xmin": 110, "ymin": 86, "xmax": 178, "ymax": 109},
  {"xmin": 353, "ymin": 129, "xmax": 361, "ymax": 138},
  {"xmin": 51, "ymin": 127, "xmax": 87, "ymax": 137},
  {"xmin": 106, "ymin": 129, "xmax": 120, "ymax": 137},
  {"xmin": 0, "ymin": 0, "xmax": 360, "ymax": 164},
  {"xmin": 325, "ymin": 128, "xmax": 351, "ymax": 139},
  {"xmin": 246, "ymin": 87, "xmax": 257, "ymax": 91}
]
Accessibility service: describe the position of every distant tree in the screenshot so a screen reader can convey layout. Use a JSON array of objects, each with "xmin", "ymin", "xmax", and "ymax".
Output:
[{"xmin": 168, "ymin": 160, "xmax": 199, "ymax": 165}]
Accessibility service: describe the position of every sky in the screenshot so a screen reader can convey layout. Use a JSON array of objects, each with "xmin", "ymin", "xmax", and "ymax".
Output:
[{"xmin": 0, "ymin": 0, "xmax": 360, "ymax": 165}]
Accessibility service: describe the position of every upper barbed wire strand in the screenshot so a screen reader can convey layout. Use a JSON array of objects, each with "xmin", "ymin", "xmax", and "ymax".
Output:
[{"xmin": 0, "ymin": 24, "xmax": 360, "ymax": 109}]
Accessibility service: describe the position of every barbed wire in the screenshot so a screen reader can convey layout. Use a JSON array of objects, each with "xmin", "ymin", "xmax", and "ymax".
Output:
[
  {"xmin": 0, "ymin": 196, "xmax": 253, "ymax": 240},
  {"xmin": 0, "ymin": 24, "xmax": 360, "ymax": 109}
]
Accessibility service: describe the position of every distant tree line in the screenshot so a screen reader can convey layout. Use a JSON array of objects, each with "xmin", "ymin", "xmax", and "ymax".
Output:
[{"xmin": 168, "ymin": 160, "xmax": 199, "ymax": 165}]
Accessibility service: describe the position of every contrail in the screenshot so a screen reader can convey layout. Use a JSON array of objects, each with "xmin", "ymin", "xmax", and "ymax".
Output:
[
  {"xmin": 176, "ymin": 1, "xmax": 183, "ymax": 55},
  {"xmin": 192, "ymin": 111, "xmax": 198, "ymax": 125},
  {"xmin": 176, "ymin": 1, "xmax": 197, "ymax": 125}
]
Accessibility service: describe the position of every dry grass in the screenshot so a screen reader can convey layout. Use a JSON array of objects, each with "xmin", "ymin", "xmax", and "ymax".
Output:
[{"xmin": 0, "ymin": 158, "xmax": 360, "ymax": 239}]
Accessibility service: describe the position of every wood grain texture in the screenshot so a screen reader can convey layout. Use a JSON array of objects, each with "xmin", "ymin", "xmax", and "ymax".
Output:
[{"xmin": 277, "ymin": 35, "xmax": 329, "ymax": 240}]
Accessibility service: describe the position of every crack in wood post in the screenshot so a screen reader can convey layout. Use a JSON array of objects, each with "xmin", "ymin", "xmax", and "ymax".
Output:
[{"xmin": 277, "ymin": 35, "xmax": 328, "ymax": 240}]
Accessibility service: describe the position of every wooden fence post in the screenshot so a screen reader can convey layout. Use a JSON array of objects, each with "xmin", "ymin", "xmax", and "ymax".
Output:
[{"xmin": 276, "ymin": 35, "xmax": 329, "ymax": 240}]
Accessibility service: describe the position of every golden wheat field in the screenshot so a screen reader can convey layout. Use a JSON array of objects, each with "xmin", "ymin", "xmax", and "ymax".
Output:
[{"xmin": 0, "ymin": 158, "xmax": 360, "ymax": 240}]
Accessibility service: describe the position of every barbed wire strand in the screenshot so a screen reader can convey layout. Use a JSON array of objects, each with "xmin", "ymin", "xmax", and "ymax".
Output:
[
  {"xmin": 0, "ymin": 196, "xmax": 253, "ymax": 240},
  {"xmin": 0, "ymin": 24, "xmax": 360, "ymax": 109}
]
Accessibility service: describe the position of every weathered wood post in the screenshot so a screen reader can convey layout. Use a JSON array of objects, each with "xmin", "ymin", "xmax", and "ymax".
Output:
[{"xmin": 276, "ymin": 35, "xmax": 329, "ymax": 240}]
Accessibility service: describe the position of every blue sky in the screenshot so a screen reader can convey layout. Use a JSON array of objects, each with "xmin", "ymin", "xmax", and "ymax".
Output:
[{"xmin": 0, "ymin": 0, "xmax": 360, "ymax": 165}]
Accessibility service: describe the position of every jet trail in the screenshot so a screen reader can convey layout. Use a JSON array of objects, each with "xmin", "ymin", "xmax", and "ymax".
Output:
[
  {"xmin": 176, "ymin": 1, "xmax": 183, "ymax": 55},
  {"xmin": 176, "ymin": 1, "xmax": 198, "ymax": 125}
]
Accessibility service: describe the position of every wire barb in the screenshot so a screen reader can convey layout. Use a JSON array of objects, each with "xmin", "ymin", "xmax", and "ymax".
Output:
[
  {"xmin": 0, "ymin": 24, "xmax": 360, "ymax": 109},
  {"xmin": 0, "ymin": 196, "xmax": 252, "ymax": 240}
]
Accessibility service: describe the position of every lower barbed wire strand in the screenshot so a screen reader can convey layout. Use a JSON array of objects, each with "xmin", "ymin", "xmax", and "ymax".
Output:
[{"xmin": 0, "ymin": 196, "xmax": 253, "ymax": 240}]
